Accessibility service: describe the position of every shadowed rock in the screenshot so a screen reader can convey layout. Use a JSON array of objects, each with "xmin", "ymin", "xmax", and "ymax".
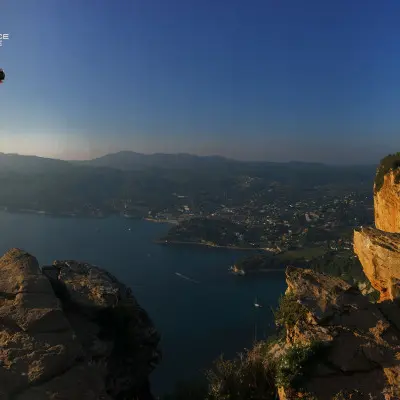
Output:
[{"xmin": 0, "ymin": 248, "xmax": 160, "ymax": 400}]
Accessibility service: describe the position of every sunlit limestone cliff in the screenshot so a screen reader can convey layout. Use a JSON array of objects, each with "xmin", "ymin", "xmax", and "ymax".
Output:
[
  {"xmin": 274, "ymin": 154, "xmax": 400, "ymax": 399},
  {"xmin": 353, "ymin": 153, "xmax": 400, "ymax": 302},
  {"xmin": 374, "ymin": 154, "xmax": 400, "ymax": 233}
]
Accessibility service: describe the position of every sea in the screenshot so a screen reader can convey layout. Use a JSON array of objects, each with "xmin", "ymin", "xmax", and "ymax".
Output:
[{"xmin": 0, "ymin": 211, "xmax": 287, "ymax": 396}]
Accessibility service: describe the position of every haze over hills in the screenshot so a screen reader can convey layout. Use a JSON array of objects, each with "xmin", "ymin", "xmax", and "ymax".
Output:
[
  {"xmin": 1, "ymin": 151, "xmax": 379, "ymax": 170},
  {"xmin": 0, "ymin": 152, "xmax": 73, "ymax": 174},
  {"xmin": 71, "ymin": 151, "xmax": 379, "ymax": 170},
  {"xmin": 0, "ymin": 151, "xmax": 378, "ymax": 220},
  {"xmin": 71, "ymin": 151, "xmax": 235, "ymax": 171},
  {"xmin": 0, "ymin": 151, "xmax": 378, "ymax": 183},
  {"xmin": 0, "ymin": 151, "xmax": 377, "ymax": 191}
]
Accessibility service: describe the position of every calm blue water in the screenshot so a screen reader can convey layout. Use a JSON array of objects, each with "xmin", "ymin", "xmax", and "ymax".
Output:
[{"xmin": 0, "ymin": 211, "xmax": 287, "ymax": 395}]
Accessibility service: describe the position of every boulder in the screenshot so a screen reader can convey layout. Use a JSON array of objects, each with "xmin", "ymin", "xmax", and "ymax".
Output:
[
  {"xmin": 0, "ymin": 249, "xmax": 160, "ymax": 400},
  {"xmin": 353, "ymin": 227, "xmax": 400, "ymax": 302}
]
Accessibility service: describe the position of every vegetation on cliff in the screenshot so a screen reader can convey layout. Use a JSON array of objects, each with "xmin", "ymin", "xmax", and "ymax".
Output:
[
  {"xmin": 165, "ymin": 262, "xmax": 399, "ymax": 400},
  {"xmin": 273, "ymin": 292, "xmax": 308, "ymax": 328},
  {"xmin": 164, "ymin": 310, "xmax": 325, "ymax": 400},
  {"xmin": 374, "ymin": 152, "xmax": 400, "ymax": 193},
  {"xmin": 274, "ymin": 341, "xmax": 325, "ymax": 390},
  {"xmin": 206, "ymin": 341, "xmax": 277, "ymax": 400}
]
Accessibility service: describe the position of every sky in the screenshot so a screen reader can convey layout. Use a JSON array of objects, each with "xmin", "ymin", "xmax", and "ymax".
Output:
[{"xmin": 1, "ymin": 0, "xmax": 400, "ymax": 163}]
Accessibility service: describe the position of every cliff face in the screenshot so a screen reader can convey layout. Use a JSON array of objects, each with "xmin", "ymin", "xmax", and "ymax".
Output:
[
  {"xmin": 353, "ymin": 157, "xmax": 400, "ymax": 302},
  {"xmin": 0, "ymin": 248, "xmax": 161, "ymax": 400},
  {"xmin": 354, "ymin": 227, "xmax": 400, "ymax": 302},
  {"xmin": 374, "ymin": 170, "xmax": 400, "ymax": 233},
  {"xmin": 274, "ymin": 155, "xmax": 400, "ymax": 399},
  {"xmin": 276, "ymin": 267, "xmax": 400, "ymax": 400}
]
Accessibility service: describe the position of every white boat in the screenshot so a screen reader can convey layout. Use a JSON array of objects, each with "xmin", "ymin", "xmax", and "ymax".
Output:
[
  {"xmin": 254, "ymin": 297, "xmax": 262, "ymax": 308},
  {"xmin": 228, "ymin": 265, "xmax": 246, "ymax": 276}
]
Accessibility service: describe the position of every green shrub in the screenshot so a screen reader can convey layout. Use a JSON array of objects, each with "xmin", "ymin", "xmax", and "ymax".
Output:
[
  {"xmin": 274, "ymin": 292, "xmax": 308, "ymax": 328},
  {"xmin": 205, "ymin": 341, "xmax": 277, "ymax": 400},
  {"xmin": 374, "ymin": 152, "xmax": 400, "ymax": 193},
  {"xmin": 275, "ymin": 341, "xmax": 324, "ymax": 390}
]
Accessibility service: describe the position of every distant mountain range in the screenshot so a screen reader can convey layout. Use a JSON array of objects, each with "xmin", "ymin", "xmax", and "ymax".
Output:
[
  {"xmin": 71, "ymin": 151, "xmax": 234, "ymax": 170},
  {"xmin": 0, "ymin": 151, "xmax": 378, "ymax": 187},
  {"xmin": 0, "ymin": 151, "xmax": 378, "ymax": 173},
  {"xmin": 0, "ymin": 151, "xmax": 378, "ymax": 217},
  {"xmin": 0, "ymin": 152, "xmax": 73, "ymax": 174}
]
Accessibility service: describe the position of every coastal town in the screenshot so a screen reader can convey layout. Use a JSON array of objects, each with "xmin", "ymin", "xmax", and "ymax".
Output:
[{"xmin": 149, "ymin": 180, "xmax": 373, "ymax": 254}]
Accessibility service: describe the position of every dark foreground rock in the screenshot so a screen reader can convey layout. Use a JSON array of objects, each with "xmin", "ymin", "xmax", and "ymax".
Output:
[{"xmin": 0, "ymin": 248, "xmax": 161, "ymax": 400}]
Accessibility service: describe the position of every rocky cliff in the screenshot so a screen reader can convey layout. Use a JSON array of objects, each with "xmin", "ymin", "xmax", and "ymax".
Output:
[
  {"xmin": 353, "ymin": 154, "xmax": 400, "ymax": 302},
  {"xmin": 272, "ymin": 155, "xmax": 400, "ymax": 399},
  {"xmin": 354, "ymin": 227, "xmax": 400, "ymax": 302},
  {"xmin": 274, "ymin": 267, "xmax": 400, "ymax": 400},
  {"xmin": 374, "ymin": 164, "xmax": 400, "ymax": 233},
  {"xmin": 0, "ymin": 248, "xmax": 161, "ymax": 400}
]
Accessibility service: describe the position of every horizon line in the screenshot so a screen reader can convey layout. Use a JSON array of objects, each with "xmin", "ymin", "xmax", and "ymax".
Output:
[{"xmin": 0, "ymin": 150, "xmax": 379, "ymax": 167}]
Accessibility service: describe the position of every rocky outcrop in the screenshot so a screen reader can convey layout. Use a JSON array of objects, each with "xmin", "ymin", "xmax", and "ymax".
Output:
[
  {"xmin": 0, "ymin": 248, "xmax": 160, "ymax": 400},
  {"xmin": 354, "ymin": 227, "xmax": 400, "ymax": 302},
  {"xmin": 374, "ymin": 170, "xmax": 400, "ymax": 233},
  {"xmin": 276, "ymin": 267, "xmax": 400, "ymax": 400},
  {"xmin": 353, "ymin": 155, "xmax": 400, "ymax": 302},
  {"xmin": 273, "ymin": 154, "xmax": 400, "ymax": 399}
]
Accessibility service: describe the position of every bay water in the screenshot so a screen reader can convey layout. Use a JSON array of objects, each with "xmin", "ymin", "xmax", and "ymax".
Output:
[{"xmin": 0, "ymin": 211, "xmax": 287, "ymax": 395}]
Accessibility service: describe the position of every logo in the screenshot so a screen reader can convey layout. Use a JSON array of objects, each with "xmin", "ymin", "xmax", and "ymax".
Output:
[{"xmin": 0, "ymin": 33, "xmax": 10, "ymax": 47}]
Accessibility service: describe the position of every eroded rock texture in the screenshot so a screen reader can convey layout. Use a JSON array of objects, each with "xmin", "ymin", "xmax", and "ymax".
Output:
[
  {"xmin": 277, "ymin": 267, "xmax": 400, "ymax": 400},
  {"xmin": 0, "ymin": 248, "xmax": 160, "ymax": 400},
  {"xmin": 374, "ymin": 170, "xmax": 400, "ymax": 233},
  {"xmin": 354, "ymin": 227, "xmax": 400, "ymax": 302},
  {"xmin": 354, "ymin": 156, "xmax": 400, "ymax": 302}
]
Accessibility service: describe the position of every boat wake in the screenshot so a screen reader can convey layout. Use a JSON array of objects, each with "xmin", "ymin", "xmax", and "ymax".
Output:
[{"xmin": 175, "ymin": 272, "xmax": 200, "ymax": 284}]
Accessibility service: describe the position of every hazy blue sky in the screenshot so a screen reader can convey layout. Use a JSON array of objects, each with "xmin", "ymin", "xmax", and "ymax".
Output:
[{"xmin": 1, "ymin": 0, "xmax": 400, "ymax": 163}]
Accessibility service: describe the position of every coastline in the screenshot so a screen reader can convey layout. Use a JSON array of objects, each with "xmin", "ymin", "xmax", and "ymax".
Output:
[
  {"xmin": 0, "ymin": 208, "xmax": 173, "ymax": 222},
  {"xmin": 248, "ymin": 268, "xmax": 285, "ymax": 273},
  {"xmin": 1, "ymin": 210, "xmax": 110, "ymax": 219},
  {"xmin": 153, "ymin": 239, "xmax": 274, "ymax": 252},
  {"xmin": 144, "ymin": 218, "xmax": 179, "ymax": 225},
  {"xmin": 0, "ymin": 209, "xmax": 186, "ymax": 225}
]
